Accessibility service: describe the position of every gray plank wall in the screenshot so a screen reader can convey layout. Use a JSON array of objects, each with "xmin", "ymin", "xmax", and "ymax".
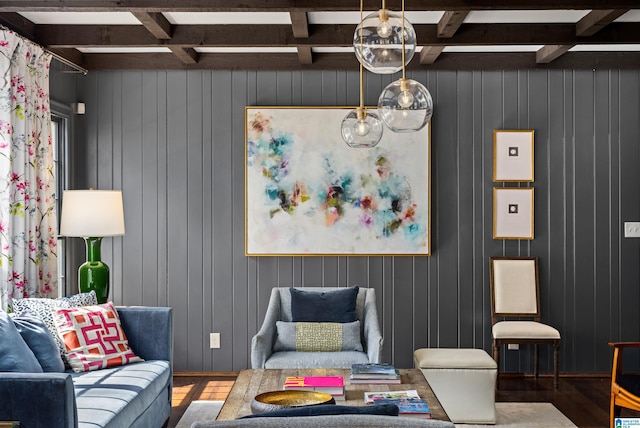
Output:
[{"xmin": 50, "ymin": 69, "xmax": 640, "ymax": 374}]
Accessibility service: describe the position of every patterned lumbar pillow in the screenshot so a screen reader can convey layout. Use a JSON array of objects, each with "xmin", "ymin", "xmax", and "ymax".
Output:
[
  {"xmin": 10, "ymin": 291, "xmax": 98, "ymax": 363},
  {"xmin": 274, "ymin": 320, "xmax": 363, "ymax": 352},
  {"xmin": 53, "ymin": 302, "xmax": 143, "ymax": 373}
]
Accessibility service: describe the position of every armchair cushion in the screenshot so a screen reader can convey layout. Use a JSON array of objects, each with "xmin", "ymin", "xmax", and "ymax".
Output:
[
  {"xmin": 0, "ymin": 310, "xmax": 42, "ymax": 373},
  {"xmin": 290, "ymin": 286, "xmax": 358, "ymax": 322},
  {"xmin": 11, "ymin": 312, "xmax": 65, "ymax": 372},
  {"xmin": 273, "ymin": 321, "xmax": 363, "ymax": 352}
]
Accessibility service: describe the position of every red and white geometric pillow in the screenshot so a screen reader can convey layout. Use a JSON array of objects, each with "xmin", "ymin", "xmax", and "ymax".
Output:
[{"xmin": 53, "ymin": 302, "xmax": 143, "ymax": 373}]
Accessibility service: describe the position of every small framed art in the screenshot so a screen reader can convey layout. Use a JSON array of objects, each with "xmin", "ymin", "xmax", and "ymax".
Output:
[
  {"xmin": 493, "ymin": 187, "xmax": 534, "ymax": 240},
  {"xmin": 493, "ymin": 130, "xmax": 534, "ymax": 182}
]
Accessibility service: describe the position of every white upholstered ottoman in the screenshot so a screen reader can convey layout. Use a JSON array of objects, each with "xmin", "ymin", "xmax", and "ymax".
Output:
[{"xmin": 414, "ymin": 348, "xmax": 497, "ymax": 424}]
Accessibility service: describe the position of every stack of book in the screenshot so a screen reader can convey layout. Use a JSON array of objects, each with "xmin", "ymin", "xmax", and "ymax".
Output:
[
  {"xmin": 350, "ymin": 363, "xmax": 401, "ymax": 384},
  {"xmin": 283, "ymin": 375, "xmax": 345, "ymax": 400},
  {"xmin": 364, "ymin": 390, "xmax": 431, "ymax": 419}
]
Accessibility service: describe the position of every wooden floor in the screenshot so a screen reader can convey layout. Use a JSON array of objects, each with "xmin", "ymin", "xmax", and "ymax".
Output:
[{"xmin": 168, "ymin": 373, "xmax": 637, "ymax": 428}]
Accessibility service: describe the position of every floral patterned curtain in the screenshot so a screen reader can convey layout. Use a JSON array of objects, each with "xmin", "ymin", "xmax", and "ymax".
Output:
[{"xmin": 0, "ymin": 29, "xmax": 56, "ymax": 311}]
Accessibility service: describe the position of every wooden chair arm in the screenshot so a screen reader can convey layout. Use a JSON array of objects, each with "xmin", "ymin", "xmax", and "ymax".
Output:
[{"xmin": 609, "ymin": 342, "xmax": 640, "ymax": 348}]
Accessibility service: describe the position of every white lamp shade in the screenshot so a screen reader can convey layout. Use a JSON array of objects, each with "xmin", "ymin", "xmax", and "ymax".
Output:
[{"xmin": 60, "ymin": 190, "xmax": 125, "ymax": 237}]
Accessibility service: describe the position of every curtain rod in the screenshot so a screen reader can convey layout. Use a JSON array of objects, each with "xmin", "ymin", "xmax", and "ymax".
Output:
[{"xmin": 1, "ymin": 25, "xmax": 88, "ymax": 75}]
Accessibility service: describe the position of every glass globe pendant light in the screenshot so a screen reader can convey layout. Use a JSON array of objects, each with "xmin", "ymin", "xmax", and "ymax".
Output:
[
  {"xmin": 353, "ymin": 0, "xmax": 417, "ymax": 74},
  {"xmin": 378, "ymin": 0, "xmax": 433, "ymax": 132},
  {"xmin": 341, "ymin": 0, "xmax": 383, "ymax": 148}
]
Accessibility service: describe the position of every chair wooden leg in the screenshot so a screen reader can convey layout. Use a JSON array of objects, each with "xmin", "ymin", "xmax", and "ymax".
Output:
[
  {"xmin": 493, "ymin": 342, "xmax": 500, "ymax": 390},
  {"xmin": 554, "ymin": 344, "xmax": 559, "ymax": 390},
  {"xmin": 610, "ymin": 396, "xmax": 621, "ymax": 428},
  {"xmin": 534, "ymin": 344, "xmax": 539, "ymax": 379}
]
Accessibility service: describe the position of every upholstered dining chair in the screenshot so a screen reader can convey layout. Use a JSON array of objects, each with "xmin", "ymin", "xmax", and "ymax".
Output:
[
  {"xmin": 489, "ymin": 256, "xmax": 561, "ymax": 390},
  {"xmin": 608, "ymin": 342, "xmax": 640, "ymax": 428}
]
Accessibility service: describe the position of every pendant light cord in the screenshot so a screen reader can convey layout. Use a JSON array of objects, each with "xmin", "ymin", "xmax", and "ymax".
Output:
[
  {"xmin": 401, "ymin": 0, "xmax": 406, "ymax": 81},
  {"xmin": 359, "ymin": 0, "xmax": 365, "ymax": 114}
]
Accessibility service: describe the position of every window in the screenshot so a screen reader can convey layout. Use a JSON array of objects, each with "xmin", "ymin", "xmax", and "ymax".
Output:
[{"xmin": 51, "ymin": 111, "xmax": 68, "ymax": 297}]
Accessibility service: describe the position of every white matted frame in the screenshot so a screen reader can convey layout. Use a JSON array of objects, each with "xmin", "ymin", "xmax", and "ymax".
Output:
[
  {"xmin": 245, "ymin": 106, "xmax": 431, "ymax": 256},
  {"xmin": 493, "ymin": 187, "xmax": 534, "ymax": 240},
  {"xmin": 493, "ymin": 130, "xmax": 534, "ymax": 182}
]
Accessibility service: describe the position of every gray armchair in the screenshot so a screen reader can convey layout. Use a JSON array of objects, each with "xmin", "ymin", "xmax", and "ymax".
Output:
[{"xmin": 251, "ymin": 287, "xmax": 383, "ymax": 369}]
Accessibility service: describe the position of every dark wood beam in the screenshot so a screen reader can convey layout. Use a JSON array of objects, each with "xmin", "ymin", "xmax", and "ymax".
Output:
[
  {"xmin": 438, "ymin": 11, "xmax": 469, "ymax": 38},
  {"xmin": 35, "ymin": 23, "xmax": 640, "ymax": 48},
  {"xmin": 80, "ymin": 51, "xmax": 640, "ymax": 71},
  {"xmin": 419, "ymin": 46, "xmax": 444, "ymax": 65},
  {"xmin": 290, "ymin": 11, "xmax": 309, "ymax": 38},
  {"xmin": 168, "ymin": 46, "xmax": 198, "ymax": 64},
  {"xmin": 3, "ymin": 1, "xmax": 638, "ymax": 12},
  {"xmin": 297, "ymin": 46, "xmax": 313, "ymax": 64},
  {"xmin": 48, "ymin": 48, "xmax": 85, "ymax": 68},
  {"xmin": 536, "ymin": 44, "xmax": 574, "ymax": 63},
  {"xmin": 0, "ymin": 12, "xmax": 37, "ymax": 39},
  {"xmin": 576, "ymin": 9, "xmax": 629, "ymax": 36},
  {"xmin": 535, "ymin": 9, "xmax": 629, "ymax": 64},
  {"xmin": 425, "ymin": 10, "xmax": 469, "ymax": 63},
  {"xmin": 131, "ymin": 12, "xmax": 172, "ymax": 39}
]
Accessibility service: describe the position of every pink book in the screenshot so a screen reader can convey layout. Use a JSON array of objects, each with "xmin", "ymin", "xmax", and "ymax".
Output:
[{"xmin": 283, "ymin": 376, "xmax": 344, "ymax": 396}]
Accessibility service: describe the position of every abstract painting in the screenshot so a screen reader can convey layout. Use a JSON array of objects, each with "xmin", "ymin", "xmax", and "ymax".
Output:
[{"xmin": 245, "ymin": 107, "xmax": 431, "ymax": 255}]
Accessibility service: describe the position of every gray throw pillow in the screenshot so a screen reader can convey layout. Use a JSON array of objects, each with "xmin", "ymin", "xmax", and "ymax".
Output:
[
  {"xmin": 274, "ymin": 320, "xmax": 363, "ymax": 352},
  {"xmin": 0, "ymin": 310, "xmax": 42, "ymax": 373}
]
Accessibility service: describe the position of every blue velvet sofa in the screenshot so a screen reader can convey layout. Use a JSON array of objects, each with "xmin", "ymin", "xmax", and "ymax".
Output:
[{"xmin": 0, "ymin": 306, "xmax": 173, "ymax": 428}]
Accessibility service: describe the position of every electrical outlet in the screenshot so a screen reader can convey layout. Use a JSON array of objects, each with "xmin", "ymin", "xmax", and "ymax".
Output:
[
  {"xmin": 625, "ymin": 222, "xmax": 640, "ymax": 238},
  {"xmin": 209, "ymin": 333, "xmax": 220, "ymax": 349},
  {"xmin": 508, "ymin": 344, "xmax": 519, "ymax": 350}
]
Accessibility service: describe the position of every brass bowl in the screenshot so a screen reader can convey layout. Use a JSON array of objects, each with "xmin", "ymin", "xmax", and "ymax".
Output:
[{"xmin": 251, "ymin": 390, "xmax": 336, "ymax": 414}]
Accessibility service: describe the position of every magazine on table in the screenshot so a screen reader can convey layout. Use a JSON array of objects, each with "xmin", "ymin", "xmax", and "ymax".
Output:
[
  {"xmin": 363, "ymin": 389, "xmax": 420, "ymax": 404},
  {"xmin": 351, "ymin": 363, "xmax": 398, "ymax": 378},
  {"xmin": 372, "ymin": 397, "xmax": 431, "ymax": 419}
]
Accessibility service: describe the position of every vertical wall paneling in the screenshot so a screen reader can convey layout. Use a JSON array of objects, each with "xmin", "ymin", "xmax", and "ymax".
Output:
[
  {"xmin": 456, "ymin": 71, "xmax": 476, "ymax": 348},
  {"xmin": 619, "ymin": 71, "xmax": 640, "ymax": 343},
  {"xmin": 231, "ymin": 71, "xmax": 250, "ymax": 371},
  {"xmin": 186, "ymin": 71, "xmax": 205, "ymax": 370},
  {"xmin": 573, "ymin": 71, "xmax": 597, "ymax": 373},
  {"xmin": 200, "ymin": 71, "xmax": 214, "ymax": 369},
  {"xmin": 121, "ymin": 72, "xmax": 143, "ymax": 305},
  {"xmin": 140, "ymin": 72, "xmax": 160, "ymax": 307},
  {"xmin": 211, "ymin": 71, "xmax": 234, "ymax": 371},
  {"xmin": 66, "ymin": 69, "xmax": 640, "ymax": 373}
]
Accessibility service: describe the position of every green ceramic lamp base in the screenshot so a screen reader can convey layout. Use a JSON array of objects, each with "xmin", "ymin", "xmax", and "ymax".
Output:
[{"xmin": 79, "ymin": 237, "xmax": 110, "ymax": 304}]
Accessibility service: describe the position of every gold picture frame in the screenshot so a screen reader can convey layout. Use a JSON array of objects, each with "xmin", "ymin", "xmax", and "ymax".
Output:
[
  {"xmin": 493, "ymin": 130, "xmax": 534, "ymax": 182},
  {"xmin": 493, "ymin": 187, "xmax": 534, "ymax": 240},
  {"xmin": 245, "ymin": 106, "xmax": 431, "ymax": 256}
]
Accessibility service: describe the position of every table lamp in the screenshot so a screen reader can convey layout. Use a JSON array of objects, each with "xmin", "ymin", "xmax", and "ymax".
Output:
[{"xmin": 60, "ymin": 189, "xmax": 125, "ymax": 303}]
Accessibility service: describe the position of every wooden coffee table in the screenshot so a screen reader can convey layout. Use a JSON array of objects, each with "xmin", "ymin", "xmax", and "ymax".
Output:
[{"xmin": 216, "ymin": 368, "xmax": 449, "ymax": 421}]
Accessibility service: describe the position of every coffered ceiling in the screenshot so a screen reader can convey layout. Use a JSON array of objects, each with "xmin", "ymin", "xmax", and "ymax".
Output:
[{"xmin": 1, "ymin": 1, "xmax": 639, "ymax": 73}]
